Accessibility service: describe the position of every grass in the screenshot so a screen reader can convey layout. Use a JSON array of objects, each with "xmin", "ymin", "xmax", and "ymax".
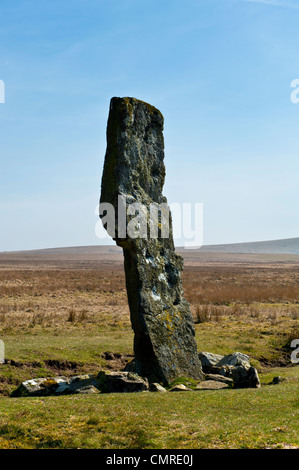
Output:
[
  {"xmin": 0, "ymin": 368, "xmax": 298, "ymax": 449},
  {"xmin": 0, "ymin": 258, "xmax": 298, "ymax": 448}
]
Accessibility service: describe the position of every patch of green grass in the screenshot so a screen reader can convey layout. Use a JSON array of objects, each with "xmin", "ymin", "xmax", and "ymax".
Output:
[
  {"xmin": 194, "ymin": 320, "xmax": 293, "ymax": 368},
  {"xmin": 168, "ymin": 376, "xmax": 200, "ymax": 390},
  {"xmin": 1, "ymin": 327, "xmax": 133, "ymax": 363}
]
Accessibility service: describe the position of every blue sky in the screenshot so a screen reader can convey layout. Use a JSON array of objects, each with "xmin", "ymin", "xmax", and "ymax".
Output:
[{"xmin": 0, "ymin": 0, "xmax": 298, "ymax": 250}]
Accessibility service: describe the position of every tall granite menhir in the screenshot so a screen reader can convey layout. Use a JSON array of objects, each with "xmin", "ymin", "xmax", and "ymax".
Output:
[{"xmin": 100, "ymin": 97, "xmax": 203, "ymax": 385}]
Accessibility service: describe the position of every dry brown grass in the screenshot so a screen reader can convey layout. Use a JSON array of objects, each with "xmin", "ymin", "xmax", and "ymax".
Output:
[
  {"xmin": 0, "ymin": 260, "xmax": 298, "ymax": 333},
  {"xmin": 0, "ymin": 270, "xmax": 128, "ymax": 331},
  {"xmin": 182, "ymin": 265, "xmax": 299, "ymax": 329},
  {"xmin": 183, "ymin": 265, "xmax": 299, "ymax": 305},
  {"xmin": 0, "ymin": 268, "xmax": 125, "ymax": 296}
]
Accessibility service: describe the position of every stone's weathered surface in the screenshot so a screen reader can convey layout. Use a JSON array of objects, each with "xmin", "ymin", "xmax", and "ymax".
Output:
[
  {"xmin": 196, "ymin": 380, "xmax": 229, "ymax": 390},
  {"xmin": 75, "ymin": 385, "xmax": 100, "ymax": 395},
  {"xmin": 232, "ymin": 365, "xmax": 261, "ymax": 389},
  {"xmin": 169, "ymin": 384, "xmax": 192, "ymax": 392},
  {"xmin": 11, "ymin": 374, "xmax": 99, "ymax": 397},
  {"xmin": 149, "ymin": 382, "xmax": 167, "ymax": 393},
  {"xmin": 197, "ymin": 351, "xmax": 261, "ymax": 388},
  {"xmin": 100, "ymin": 97, "xmax": 203, "ymax": 385},
  {"xmin": 204, "ymin": 374, "xmax": 233, "ymax": 386},
  {"xmin": 198, "ymin": 352, "xmax": 224, "ymax": 372},
  {"xmin": 216, "ymin": 352, "xmax": 250, "ymax": 368},
  {"xmin": 212, "ymin": 352, "xmax": 260, "ymax": 388},
  {"xmin": 209, "ymin": 365, "xmax": 234, "ymax": 377},
  {"xmin": 199, "ymin": 352, "xmax": 250, "ymax": 374},
  {"xmin": 97, "ymin": 371, "xmax": 149, "ymax": 393},
  {"xmin": 209, "ymin": 363, "xmax": 260, "ymax": 388},
  {"xmin": 11, "ymin": 371, "xmax": 149, "ymax": 396}
]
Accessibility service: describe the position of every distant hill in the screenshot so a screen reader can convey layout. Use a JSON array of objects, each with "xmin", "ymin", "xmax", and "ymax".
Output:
[
  {"xmin": 196, "ymin": 237, "xmax": 299, "ymax": 255},
  {"xmin": 1, "ymin": 237, "xmax": 299, "ymax": 255}
]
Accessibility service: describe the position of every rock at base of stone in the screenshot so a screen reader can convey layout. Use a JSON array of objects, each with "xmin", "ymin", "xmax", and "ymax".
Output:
[
  {"xmin": 216, "ymin": 352, "xmax": 250, "ymax": 368},
  {"xmin": 149, "ymin": 382, "xmax": 167, "ymax": 393},
  {"xmin": 232, "ymin": 365, "xmax": 261, "ymax": 389},
  {"xmin": 169, "ymin": 384, "xmax": 193, "ymax": 392},
  {"xmin": 196, "ymin": 380, "xmax": 229, "ymax": 390},
  {"xmin": 209, "ymin": 365, "xmax": 234, "ymax": 377},
  {"xmin": 198, "ymin": 351, "xmax": 260, "ymax": 389},
  {"xmin": 11, "ymin": 371, "xmax": 150, "ymax": 397},
  {"xmin": 198, "ymin": 352, "xmax": 224, "ymax": 372},
  {"xmin": 97, "ymin": 371, "xmax": 149, "ymax": 393},
  {"xmin": 75, "ymin": 385, "xmax": 100, "ymax": 395},
  {"xmin": 204, "ymin": 374, "xmax": 233, "ymax": 386},
  {"xmin": 11, "ymin": 374, "xmax": 98, "ymax": 397}
]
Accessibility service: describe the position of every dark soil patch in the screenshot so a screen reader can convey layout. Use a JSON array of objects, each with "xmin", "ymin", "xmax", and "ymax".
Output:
[
  {"xmin": 102, "ymin": 351, "xmax": 134, "ymax": 371},
  {"xmin": 259, "ymin": 352, "xmax": 292, "ymax": 368}
]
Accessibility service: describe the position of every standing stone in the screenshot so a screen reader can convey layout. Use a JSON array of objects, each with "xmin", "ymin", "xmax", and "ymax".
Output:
[{"xmin": 100, "ymin": 97, "xmax": 203, "ymax": 385}]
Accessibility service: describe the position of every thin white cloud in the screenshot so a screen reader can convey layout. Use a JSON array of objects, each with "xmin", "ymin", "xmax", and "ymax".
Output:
[{"xmin": 244, "ymin": 0, "xmax": 299, "ymax": 8}]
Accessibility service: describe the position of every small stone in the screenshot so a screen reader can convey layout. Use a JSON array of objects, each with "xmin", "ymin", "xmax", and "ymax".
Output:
[
  {"xmin": 74, "ymin": 385, "xmax": 100, "ymax": 395},
  {"xmin": 169, "ymin": 384, "xmax": 192, "ymax": 392},
  {"xmin": 198, "ymin": 352, "xmax": 224, "ymax": 372},
  {"xmin": 70, "ymin": 374, "xmax": 91, "ymax": 382},
  {"xmin": 232, "ymin": 365, "xmax": 260, "ymax": 389},
  {"xmin": 209, "ymin": 365, "xmax": 234, "ymax": 377},
  {"xmin": 96, "ymin": 371, "xmax": 149, "ymax": 393},
  {"xmin": 67, "ymin": 375, "xmax": 98, "ymax": 394},
  {"xmin": 204, "ymin": 374, "xmax": 233, "ymax": 386},
  {"xmin": 11, "ymin": 376, "xmax": 69, "ymax": 397},
  {"xmin": 55, "ymin": 383, "xmax": 70, "ymax": 394},
  {"xmin": 216, "ymin": 352, "xmax": 250, "ymax": 368},
  {"xmin": 149, "ymin": 382, "xmax": 167, "ymax": 392},
  {"xmin": 196, "ymin": 380, "xmax": 229, "ymax": 390},
  {"xmin": 11, "ymin": 375, "xmax": 98, "ymax": 397},
  {"xmin": 270, "ymin": 376, "xmax": 285, "ymax": 385}
]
